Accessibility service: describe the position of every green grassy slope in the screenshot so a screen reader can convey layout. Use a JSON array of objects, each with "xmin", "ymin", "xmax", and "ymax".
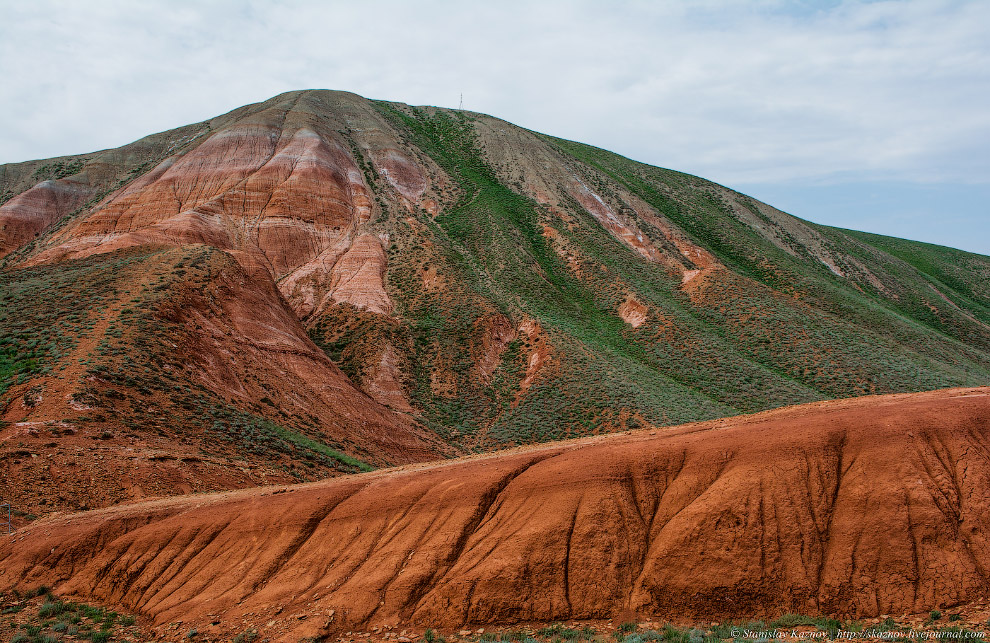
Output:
[{"xmin": 338, "ymin": 105, "xmax": 990, "ymax": 449}]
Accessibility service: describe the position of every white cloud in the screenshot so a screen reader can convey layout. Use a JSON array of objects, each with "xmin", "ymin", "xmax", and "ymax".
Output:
[{"xmin": 0, "ymin": 0, "xmax": 987, "ymax": 188}]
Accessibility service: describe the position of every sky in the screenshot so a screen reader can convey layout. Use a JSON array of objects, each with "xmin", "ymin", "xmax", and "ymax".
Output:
[{"xmin": 1, "ymin": 0, "xmax": 987, "ymax": 254}]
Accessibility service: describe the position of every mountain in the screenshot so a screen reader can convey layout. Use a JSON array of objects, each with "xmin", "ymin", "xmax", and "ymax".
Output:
[
  {"xmin": 4, "ymin": 387, "xmax": 990, "ymax": 638},
  {"xmin": 2, "ymin": 89, "xmax": 990, "ymax": 516}
]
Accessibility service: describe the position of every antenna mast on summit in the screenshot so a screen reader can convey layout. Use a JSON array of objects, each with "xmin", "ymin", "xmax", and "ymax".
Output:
[{"xmin": 459, "ymin": 93, "xmax": 463, "ymax": 110}]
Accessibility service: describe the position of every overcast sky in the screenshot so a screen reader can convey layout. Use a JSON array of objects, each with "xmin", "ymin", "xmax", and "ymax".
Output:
[{"xmin": 1, "ymin": 0, "xmax": 987, "ymax": 254}]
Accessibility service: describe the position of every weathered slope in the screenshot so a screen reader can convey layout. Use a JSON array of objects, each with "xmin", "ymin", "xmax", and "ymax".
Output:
[
  {"xmin": 0, "ymin": 245, "xmax": 449, "ymax": 517},
  {"xmin": 0, "ymin": 120, "xmax": 214, "ymax": 260},
  {"xmin": 17, "ymin": 91, "xmax": 444, "ymax": 323},
  {"xmin": 3, "ymin": 387, "xmax": 989, "ymax": 640}
]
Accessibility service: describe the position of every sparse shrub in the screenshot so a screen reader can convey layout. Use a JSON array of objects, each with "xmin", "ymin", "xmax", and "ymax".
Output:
[
  {"xmin": 539, "ymin": 624, "xmax": 582, "ymax": 639},
  {"xmin": 38, "ymin": 600, "xmax": 67, "ymax": 617},
  {"xmin": 233, "ymin": 629, "xmax": 258, "ymax": 643},
  {"xmin": 770, "ymin": 614, "xmax": 816, "ymax": 628}
]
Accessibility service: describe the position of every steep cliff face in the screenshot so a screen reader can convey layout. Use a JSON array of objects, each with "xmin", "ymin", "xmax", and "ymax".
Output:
[
  {"xmin": 3, "ymin": 388, "xmax": 989, "ymax": 639},
  {"xmin": 2, "ymin": 90, "xmax": 990, "ymax": 515}
]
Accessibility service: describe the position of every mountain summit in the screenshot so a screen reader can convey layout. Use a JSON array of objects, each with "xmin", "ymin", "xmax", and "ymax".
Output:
[{"xmin": 2, "ymin": 89, "xmax": 989, "ymax": 515}]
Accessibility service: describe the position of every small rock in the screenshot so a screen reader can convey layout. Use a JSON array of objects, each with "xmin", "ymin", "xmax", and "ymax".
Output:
[
  {"xmin": 459, "ymin": 630, "xmax": 472, "ymax": 637},
  {"xmin": 298, "ymin": 614, "xmax": 308, "ymax": 620}
]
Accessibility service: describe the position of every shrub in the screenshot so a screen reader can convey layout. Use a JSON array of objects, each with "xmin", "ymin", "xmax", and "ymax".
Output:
[
  {"xmin": 38, "ymin": 600, "xmax": 68, "ymax": 617},
  {"xmin": 233, "ymin": 630, "xmax": 258, "ymax": 643},
  {"xmin": 770, "ymin": 615, "xmax": 816, "ymax": 628},
  {"xmin": 538, "ymin": 624, "xmax": 582, "ymax": 640}
]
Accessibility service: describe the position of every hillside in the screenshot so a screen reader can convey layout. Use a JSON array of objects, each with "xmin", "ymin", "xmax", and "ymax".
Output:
[
  {"xmin": 3, "ymin": 387, "xmax": 989, "ymax": 639},
  {"xmin": 2, "ymin": 89, "xmax": 989, "ymax": 515}
]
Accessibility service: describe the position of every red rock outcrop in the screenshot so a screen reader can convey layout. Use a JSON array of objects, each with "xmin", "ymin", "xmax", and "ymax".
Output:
[
  {"xmin": 3, "ymin": 387, "xmax": 988, "ymax": 640},
  {"xmin": 0, "ymin": 178, "xmax": 95, "ymax": 257},
  {"xmin": 25, "ymin": 100, "xmax": 410, "ymax": 322},
  {"xmin": 618, "ymin": 296, "xmax": 648, "ymax": 327},
  {"xmin": 150, "ymin": 248, "xmax": 437, "ymax": 463},
  {"xmin": 373, "ymin": 148, "xmax": 429, "ymax": 203}
]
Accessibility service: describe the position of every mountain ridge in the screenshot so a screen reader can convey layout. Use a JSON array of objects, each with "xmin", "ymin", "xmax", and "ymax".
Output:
[
  {"xmin": 4, "ymin": 386, "xmax": 989, "ymax": 637},
  {"xmin": 1, "ymin": 89, "xmax": 989, "ymax": 517}
]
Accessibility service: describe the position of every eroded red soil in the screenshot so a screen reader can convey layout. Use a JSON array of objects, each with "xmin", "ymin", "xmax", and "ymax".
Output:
[{"xmin": 2, "ymin": 388, "xmax": 988, "ymax": 641}]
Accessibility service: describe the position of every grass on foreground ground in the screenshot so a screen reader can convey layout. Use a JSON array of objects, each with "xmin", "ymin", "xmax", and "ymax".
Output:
[
  {"xmin": 1, "ymin": 588, "xmax": 141, "ymax": 643},
  {"xmin": 405, "ymin": 615, "xmax": 988, "ymax": 643},
  {"xmin": 3, "ymin": 589, "xmax": 989, "ymax": 643}
]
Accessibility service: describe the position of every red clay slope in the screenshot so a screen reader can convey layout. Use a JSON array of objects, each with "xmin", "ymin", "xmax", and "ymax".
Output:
[{"xmin": 2, "ymin": 387, "xmax": 989, "ymax": 639}]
